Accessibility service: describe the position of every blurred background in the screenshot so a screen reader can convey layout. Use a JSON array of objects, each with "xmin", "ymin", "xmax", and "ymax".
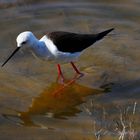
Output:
[{"xmin": 0, "ymin": 0, "xmax": 140, "ymax": 140}]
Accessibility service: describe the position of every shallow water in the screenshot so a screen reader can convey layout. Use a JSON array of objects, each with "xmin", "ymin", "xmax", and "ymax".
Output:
[{"xmin": 0, "ymin": 0, "xmax": 140, "ymax": 139}]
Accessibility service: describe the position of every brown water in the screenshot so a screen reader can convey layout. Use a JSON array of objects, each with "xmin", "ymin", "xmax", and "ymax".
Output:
[{"xmin": 0, "ymin": 0, "xmax": 140, "ymax": 140}]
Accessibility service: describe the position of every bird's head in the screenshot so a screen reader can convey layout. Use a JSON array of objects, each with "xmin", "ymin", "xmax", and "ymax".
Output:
[
  {"xmin": 16, "ymin": 31, "xmax": 36, "ymax": 47},
  {"xmin": 2, "ymin": 31, "xmax": 36, "ymax": 67}
]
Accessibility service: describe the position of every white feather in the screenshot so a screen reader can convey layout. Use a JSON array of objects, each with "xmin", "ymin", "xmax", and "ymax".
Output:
[
  {"xmin": 39, "ymin": 35, "xmax": 81, "ymax": 63},
  {"xmin": 16, "ymin": 32, "xmax": 81, "ymax": 63}
]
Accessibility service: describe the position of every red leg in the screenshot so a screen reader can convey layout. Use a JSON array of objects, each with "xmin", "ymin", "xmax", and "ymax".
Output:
[
  {"xmin": 70, "ymin": 62, "xmax": 83, "ymax": 75},
  {"xmin": 57, "ymin": 64, "xmax": 64, "ymax": 82}
]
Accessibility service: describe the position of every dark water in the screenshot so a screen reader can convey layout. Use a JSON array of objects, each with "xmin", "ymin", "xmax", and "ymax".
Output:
[{"xmin": 0, "ymin": 0, "xmax": 140, "ymax": 139}]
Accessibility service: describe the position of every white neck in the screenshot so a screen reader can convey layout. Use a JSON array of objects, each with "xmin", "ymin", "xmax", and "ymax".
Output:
[{"xmin": 30, "ymin": 37, "xmax": 52, "ymax": 60}]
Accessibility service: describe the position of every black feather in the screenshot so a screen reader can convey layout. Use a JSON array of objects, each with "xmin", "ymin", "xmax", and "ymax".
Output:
[{"xmin": 47, "ymin": 28, "xmax": 114, "ymax": 53}]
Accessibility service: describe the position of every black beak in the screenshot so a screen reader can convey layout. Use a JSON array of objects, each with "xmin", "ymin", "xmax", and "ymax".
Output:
[{"xmin": 1, "ymin": 47, "xmax": 20, "ymax": 67}]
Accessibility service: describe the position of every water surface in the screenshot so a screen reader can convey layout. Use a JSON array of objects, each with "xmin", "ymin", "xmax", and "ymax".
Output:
[{"xmin": 0, "ymin": 0, "xmax": 140, "ymax": 139}]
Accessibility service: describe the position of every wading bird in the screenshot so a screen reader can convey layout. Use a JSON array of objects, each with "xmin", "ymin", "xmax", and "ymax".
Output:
[{"xmin": 2, "ymin": 28, "xmax": 114, "ymax": 81}]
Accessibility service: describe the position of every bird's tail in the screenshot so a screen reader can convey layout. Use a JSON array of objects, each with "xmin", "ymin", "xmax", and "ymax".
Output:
[{"xmin": 95, "ymin": 28, "xmax": 114, "ymax": 41}]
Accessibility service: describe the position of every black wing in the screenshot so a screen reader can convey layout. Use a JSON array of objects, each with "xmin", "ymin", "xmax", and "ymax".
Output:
[{"xmin": 47, "ymin": 28, "xmax": 114, "ymax": 53}]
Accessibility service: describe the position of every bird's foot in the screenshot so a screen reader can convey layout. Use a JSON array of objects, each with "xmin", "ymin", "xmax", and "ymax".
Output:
[
  {"xmin": 56, "ymin": 74, "xmax": 65, "ymax": 84},
  {"xmin": 53, "ymin": 78, "xmax": 76, "ymax": 97},
  {"xmin": 53, "ymin": 73, "xmax": 84, "ymax": 97},
  {"xmin": 74, "ymin": 72, "xmax": 84, "ymax": 79}
]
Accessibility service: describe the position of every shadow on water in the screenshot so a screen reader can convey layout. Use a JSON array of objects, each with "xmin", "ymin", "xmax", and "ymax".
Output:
[{"xmin": 3, "ymin": 78, "xmax": 104, "ymax": 127}]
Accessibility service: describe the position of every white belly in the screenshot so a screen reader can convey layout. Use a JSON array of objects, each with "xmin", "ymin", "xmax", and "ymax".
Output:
[
  {"xmin": 51, "ymin": 51, "xmax": 81, "ymax": 63},
  {"xmin": 31, "ymin": 47, "xmax": 81, "ymax": 63}
]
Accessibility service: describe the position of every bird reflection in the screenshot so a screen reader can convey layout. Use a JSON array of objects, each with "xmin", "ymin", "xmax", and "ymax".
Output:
[{"xmin": 3, "ymin": 79, "xmax": 104, "ymax": 127}]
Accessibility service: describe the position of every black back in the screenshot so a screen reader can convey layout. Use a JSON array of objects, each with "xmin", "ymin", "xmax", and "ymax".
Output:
[{"xmin": 47, "ymin": 28, "xmax": 114, "ymax": 53}]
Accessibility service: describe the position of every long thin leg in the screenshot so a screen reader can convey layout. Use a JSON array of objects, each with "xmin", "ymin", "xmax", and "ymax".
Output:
[
  {"xmin": 57, "ymin": 64, "xmax": 64, "ymax": 82},
  {"xmin": 70, "ymin": 61, "xmax": 83, "ymax": 75}
]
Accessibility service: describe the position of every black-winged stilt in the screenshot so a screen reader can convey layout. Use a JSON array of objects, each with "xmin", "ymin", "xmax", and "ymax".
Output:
[{"xmin": 2, "ymin": 28, "xmax": 114, "ymax": 81}]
